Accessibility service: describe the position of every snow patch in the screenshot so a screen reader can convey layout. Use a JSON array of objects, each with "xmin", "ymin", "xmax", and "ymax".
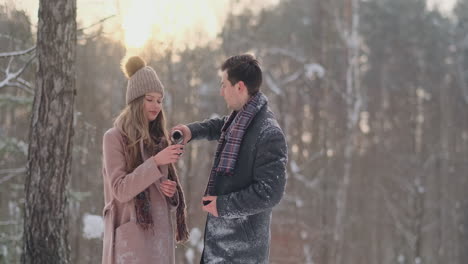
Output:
[
  {"xmin": 82, "ymin": 213, "xmax": 103, "ymax": 239},
  {"xmin": 1, "ymin": 245, "xmax": 7, "ymax": 258},
  {"xmin": 209, "ymin": 113, "xmax": 220, "ymax": 119},
  {"xmin": 359, "ymin": 111, "xmax": 370, "ymax": 134},
  {"xmin": 8, "ymin": 201, "xmax": 20, "ymax": 218},
  {"xmin": 189, "ymin": 227, "xmax": 202, "ymax": 246},
  {"xmin": 304, "ymin": 244, "xmax": 314, "ymax": 264},
  {"xmin": 186, "ymin": 227, "xmax": 204, "ymax": 258},
  {"xmin": 305, "ymin": 63, "xmax": 325, "ymax": 79},
  {"xmin": 296, "ymin": 199, "xmax": 304, "ymax": 208},
  {"xmin": 185, "ymin": 248, "xmax": 195, "ymax": 264},
  {"xmin": 290, "ymin": 160, "xmax": 300, "ymax": 173},
  {"xmin": 418, "ymin": 186, "xmax": 425, "ymax": 194}
]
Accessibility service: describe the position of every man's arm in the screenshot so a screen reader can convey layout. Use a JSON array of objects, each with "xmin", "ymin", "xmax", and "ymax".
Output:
[
  {"xmin": 216, "ymin": 127, "xmax": 288, "ymax": 218},
  {"xmin": 187, "ymin": 116, "xmax": 226, "ymax": 141}
]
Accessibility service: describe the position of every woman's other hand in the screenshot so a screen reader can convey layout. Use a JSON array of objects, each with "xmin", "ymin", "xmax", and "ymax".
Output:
[{"xmin": 160, "ymin": 180, "xmax": 177, "ymax": 197}]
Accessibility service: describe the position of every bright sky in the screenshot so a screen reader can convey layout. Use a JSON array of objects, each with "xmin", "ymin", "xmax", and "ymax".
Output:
[
  {"xmin": 428, "ymin": 0, "xmax": 457, "ymax": 13},
  {"xmin": 1, "ymin": 0, "xmax": 457, "ymax": 51},
  {"xmin": 3, "ymin": 0, "xmax": 280, "ymax": 51}
]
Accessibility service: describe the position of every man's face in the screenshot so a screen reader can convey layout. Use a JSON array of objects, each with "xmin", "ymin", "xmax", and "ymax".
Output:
[{"xmin": 220, "ymin": 70, "xmax": 241, "ymax": 110}]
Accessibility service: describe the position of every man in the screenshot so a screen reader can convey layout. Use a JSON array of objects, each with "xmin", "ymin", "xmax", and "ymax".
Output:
[{"xmin": 173, "ymin": 54, "xmax": 287, "ymax": 263}]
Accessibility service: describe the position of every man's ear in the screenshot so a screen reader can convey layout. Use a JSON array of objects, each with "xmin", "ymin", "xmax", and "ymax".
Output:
[{"xmin": 237, "ymin": 81, "xmax": 246, "ymax": 93}]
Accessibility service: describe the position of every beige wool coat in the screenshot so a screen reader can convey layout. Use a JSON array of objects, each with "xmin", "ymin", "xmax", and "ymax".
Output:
[{"xmin": 101, "ymin": 127, "xmax": 178, "ymax": 264}]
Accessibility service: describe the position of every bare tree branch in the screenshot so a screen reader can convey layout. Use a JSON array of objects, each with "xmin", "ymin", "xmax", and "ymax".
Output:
[
  {"xmin": 264, "ymin": 71, "xmax": 282, "ymax": 95},
  {"xmin": 77, "ymin": 14, "xmax": 116, "ymax": 33},
  {"xmin": 330, "ymin": 78, "xmax": 353, "ymax": 102},
  {"xmin": 281, "ymin": 69, "xmax": 304, "ymax": 86},
  {"xmin": 0, "ymin": 167, "xmax": 27, "ymax": 175},
  {"xmin": 0, "ymin": 220, "xmax": 17, "ymax": 226},
  {"xmin": 379, "ymin": 182, "xmax": 417, "ymax": 249},
  {"xmin": 0, "ymin": 46, "xmax": 35, "ymax": 58},
  {"xmin": 15, "ymin": 76, "xmax": 33, "ymax": 89},
  {"xmin": 6, "ymin": 57, "xmax": 14, "ymax": 73},
  {"xmin": 331, "ymin": 0, "xmax": 348, "ymax": 43},
  {"xmin": 12, "ymin": 53, "xmax": 36, "ymax": 79},
  {"xmin": 0, "ymin": 33, "xmax": 26, "ymax": 46},
  {"xmin": 0, "ymin": 94, "xmax": 33, "ymax": 106},
  {"xmin": 262, "ymin": 47, "xmax": 307, "ymax": 64},
  {"xmin": 0, "ymin": 233, "xmax": 22, "ymax": 242},
  {"xmin": 0, "ymin": 71, "xmax": 33, "ymax": 88},
  {"xmin": 261, "ymin": 49, "xmax": 325, "ymax": 97},
  {"xmin": 0, "ymin": 53, "xmax": 36, "ymax": 94},
  {"xmin": 455, "ymin": 49, "xmax": 468, "ymax": 105},
  {"xmin": 0, "ymin": 167, "xmax": 26, "ymax": 185}
]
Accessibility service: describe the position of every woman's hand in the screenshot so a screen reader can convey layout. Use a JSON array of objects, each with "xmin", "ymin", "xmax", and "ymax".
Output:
[
  {"xmin": 153, "ymin": 144, "xmax": 184, "ymax": 166},
  {"xmin": 160, "ymin": 180, "xmax": 177, "ymax": 197}
]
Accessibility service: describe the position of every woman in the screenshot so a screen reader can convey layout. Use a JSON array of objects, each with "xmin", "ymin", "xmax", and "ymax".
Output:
[{"xmin": 101, "ymin": 56, "xmax": 189, "ymax": 264}]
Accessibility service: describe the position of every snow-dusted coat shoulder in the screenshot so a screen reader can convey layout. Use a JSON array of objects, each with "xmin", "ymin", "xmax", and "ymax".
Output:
[
  {"xmin": 101, "ymin": 127, "xmax": 178, "ymax": 264},
  {"xmin": 188, "ymin": 100, "xmax": 288, "ymax": 264}
]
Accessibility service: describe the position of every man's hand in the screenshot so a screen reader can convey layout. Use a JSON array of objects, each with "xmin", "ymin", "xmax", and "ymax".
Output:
[
  {"xmin": 202, "ymin": 196, "xmax": 218, "ymax": 217},
  {"xmin": 171, "ymin": 124, "xmax": 192, "ymax": 145}
]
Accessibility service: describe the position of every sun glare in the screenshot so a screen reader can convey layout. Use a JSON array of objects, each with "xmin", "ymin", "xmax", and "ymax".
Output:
[
  {"xmin": 122, "ymin": 0, "xmax": 155, "ymax": 49},
  {"xmin": 121, "ymin": 0, "xmax": 225, "ymax": 50}
]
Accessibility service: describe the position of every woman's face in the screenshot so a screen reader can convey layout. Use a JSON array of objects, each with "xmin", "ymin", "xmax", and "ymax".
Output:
[{"xmin": 144, "ymin": 92, "xmax": 163, "ymax": 121}]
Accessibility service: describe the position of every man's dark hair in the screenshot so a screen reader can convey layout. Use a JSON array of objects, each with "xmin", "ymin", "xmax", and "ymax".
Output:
[{"xmin": 221, "ymin": 54, "xmax": 262, "ymax": 96}]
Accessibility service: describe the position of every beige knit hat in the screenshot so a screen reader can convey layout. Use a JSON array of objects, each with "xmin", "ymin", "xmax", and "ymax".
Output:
[{"xmin": 122, "ymin": 56, "xmax": 164, "ymax": 104}]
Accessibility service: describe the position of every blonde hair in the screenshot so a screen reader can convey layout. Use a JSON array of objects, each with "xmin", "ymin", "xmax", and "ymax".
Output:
[{"xmin": 114, "ymin": 96, "xmax": 168, "ymax": 172}]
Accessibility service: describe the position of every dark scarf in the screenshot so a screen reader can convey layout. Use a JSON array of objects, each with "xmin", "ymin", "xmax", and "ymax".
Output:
[
  {"xmin": 126, "ymin": 136, "xmax": 189, "ymax": 243},
  {"xmin": 205, "ymin": 92, "xmax": 267, "ymax": 195}
]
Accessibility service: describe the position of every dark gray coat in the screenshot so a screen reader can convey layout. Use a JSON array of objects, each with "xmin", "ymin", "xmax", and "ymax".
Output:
[{"xmin": 188, "ymin": 102, "xmax": 288, "ymax": 264}]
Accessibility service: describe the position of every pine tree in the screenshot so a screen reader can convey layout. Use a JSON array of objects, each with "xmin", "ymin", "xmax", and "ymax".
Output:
[{"xmin": 21, "ymin": 0, "xmax": 76, "ymax": 263}]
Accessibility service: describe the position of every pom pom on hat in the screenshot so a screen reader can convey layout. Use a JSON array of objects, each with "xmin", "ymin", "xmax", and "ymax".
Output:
[{"xmin": 122, "ymin": 56, "xmax": 146, "ymax": 79}]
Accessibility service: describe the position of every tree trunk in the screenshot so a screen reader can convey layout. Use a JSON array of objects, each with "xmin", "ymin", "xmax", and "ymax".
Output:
[
  {"xmin": 21, "ymin": 0, "xmax": 76, "ymax": 263},
  {"xmin": 333, "ymin": 0, "xmax": 361, "ymax": 263}
]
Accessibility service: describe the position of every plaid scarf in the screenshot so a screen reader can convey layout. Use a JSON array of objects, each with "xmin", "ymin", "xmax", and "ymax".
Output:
[
  {"xmin": 122, "ymin": 135, "xmax": 189, "ymax": 242},
  {"xmin": 205, "ymin": 92, "xmax": 267, "ymax": 195},
  {"xmin": 134, "ymin": 137, "xmax": 167, "ymax": 230}
]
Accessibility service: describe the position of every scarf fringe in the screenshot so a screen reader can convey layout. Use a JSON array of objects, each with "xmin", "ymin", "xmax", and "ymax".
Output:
[
  {"xmin": 128, "ymin": 135, "xmax": 189, "ymax": 242},
  {"xmin": 169, "ymin": 163, "xmax": 190, "ymax": 243}
]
